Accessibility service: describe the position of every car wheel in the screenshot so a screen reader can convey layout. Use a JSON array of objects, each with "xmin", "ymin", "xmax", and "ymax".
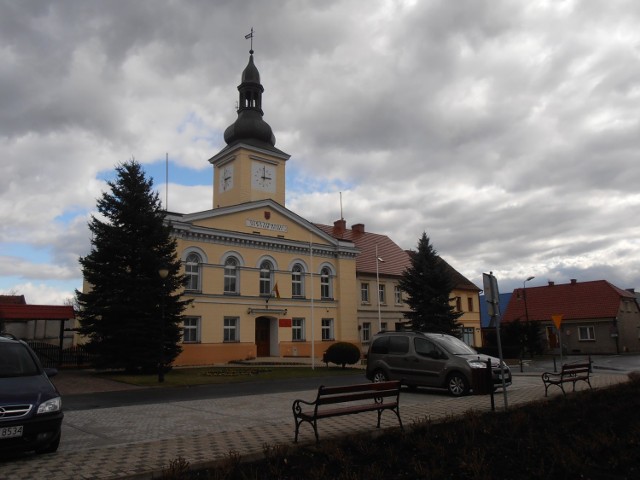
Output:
[
  {"xmin": 35, "ymin": 431, "xmax": 60, "ymax": 454},
  {"xmin": 372, "ymin": 370, "xmax": 389, "ymax": 383},
  {"xmin": 447, "ymin": 373, "xmax": 469, "ymax": 397}
]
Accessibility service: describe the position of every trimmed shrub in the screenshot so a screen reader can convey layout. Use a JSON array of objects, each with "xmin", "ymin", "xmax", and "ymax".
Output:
[{"xmin": 323, "ymin": 342, "xmax": 361, "ymax": 368}]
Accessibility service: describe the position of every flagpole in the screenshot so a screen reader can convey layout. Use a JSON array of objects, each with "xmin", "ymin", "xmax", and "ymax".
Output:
[
  {"xmin": 165, "ymin": 152, "xmax": 169, "ymax": 210},
  {"xmin": 310, "ymin": 237, "xmax": 315, "ymax": 370}
]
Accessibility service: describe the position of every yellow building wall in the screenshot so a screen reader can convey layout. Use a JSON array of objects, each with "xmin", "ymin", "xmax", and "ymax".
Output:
[{"xmin": 172, "ymin": 208, "xmax": 358, "ymax": 365}]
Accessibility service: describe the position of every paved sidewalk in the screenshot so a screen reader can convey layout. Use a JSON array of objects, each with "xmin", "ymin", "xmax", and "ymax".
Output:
[{"xmin": 0, "ymin": 372, "xmax": 629, "ymax": 480}]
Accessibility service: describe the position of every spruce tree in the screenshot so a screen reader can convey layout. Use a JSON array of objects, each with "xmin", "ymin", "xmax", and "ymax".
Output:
[
  {"xmin": 76, "ymin": 161, "xmax": 189, "ymax": 373},
  {"xmin": 399, "ymin": 232, "xmax": 462, "ymax": 334}
]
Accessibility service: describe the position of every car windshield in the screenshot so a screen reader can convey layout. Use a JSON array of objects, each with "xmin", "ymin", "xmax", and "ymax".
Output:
[
  {"xmin": 434, "ymin": 335, "xmax": 477, "ymax": 355},
  {"xmin": 0, "ymin": 342, "xmax": 40, "ymax": 377}
]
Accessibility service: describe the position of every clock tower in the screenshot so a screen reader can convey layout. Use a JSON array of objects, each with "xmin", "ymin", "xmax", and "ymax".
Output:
[{"xmin": 210, "ymin": 49, "xmax": 290, "ymax": 208}]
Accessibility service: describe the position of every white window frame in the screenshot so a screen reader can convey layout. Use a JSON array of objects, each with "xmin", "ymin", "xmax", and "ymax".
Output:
[
  {"xmin": 224, "ymin": 317, "xmax": 239, "ymax": 342},
  {"xmin": 259, "ymin": 260, "xmax": 273, "ymax": 296},
  {"xmin": 362, "ymin": 322, "xmax": 371, "ymax": 343},
  {"xmin": 292, "ymin": 317, "xmax": 305, "ymax": 341},
  {"xmin": 378, "ymin": 283, "xmax": 386, "ymax": 305},
  {"xmin": 361, "ymin": 283, "xmax": 370, "ymax": 303},
  {"xmin": 462, "ymin": 327, "xmax": 474, "ymax": 346},
  {"xmin": 223, "ymin": 257, "xmax": 239, "ymax": 294},
  {"xmin": 291, "ymin": 264, "xmax": 304, "ymax": 297},
  {"xmin": 394, "ymin": 285, "xmax": 402, "ymax": 304},
  {"xmin": 321, "ymin": 318, "xmax": 334, "ymax": 341},
  {"xmin": 182, "ymin": 317, "xmax": 200, "ymax": 343},
  {"xmin": 185, "ymin": 253, "xmax": 201, "ymax": 291},
  {"xmin": 578, "ymin": 326, "xmax": 595, "ymax": 341},
  {"xmin": 320, "ymin": 267, "xmax": 332, "ymax": 299}
]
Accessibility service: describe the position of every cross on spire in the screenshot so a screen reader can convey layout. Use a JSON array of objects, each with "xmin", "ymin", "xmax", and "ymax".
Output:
[{"xmin": 244, "ymin": 27, "xmax": 255, "ymax": 54}]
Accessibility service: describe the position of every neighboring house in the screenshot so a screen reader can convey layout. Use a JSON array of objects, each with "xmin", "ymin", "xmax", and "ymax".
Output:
[
  {"xmin": 0, "ymin": 295, "xmax": 75, "ymax": 348},
  {"xmin": 502, "ymin": 279, "xmax": 640, "ymax": 354},
  {"xmin": 316, "ymin": 221, "xmax": 482, "ymax": 349},
  {"xmin": 146, "ymin": 49, "xmax": 482, "ymax": 366}
]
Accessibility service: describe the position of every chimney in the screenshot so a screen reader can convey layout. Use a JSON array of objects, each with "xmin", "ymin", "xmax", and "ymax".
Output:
[
  {"xmin": 570, "ymin": 279, "xmax": 577, "ymax": 285},
  {"xmin": 627, "ymin": 288, "xmax": 635, "ymax": 294},
  {"xmin": 333, "ymin": 219, "xmax": 346, "ymax": 233},
  {"xmin": 351, "ymin": 223, "xmax": 365, "ymax": 233},
  {"xmin": 548, "ymin": 281, "xmax": 554, "ymax": 286}
]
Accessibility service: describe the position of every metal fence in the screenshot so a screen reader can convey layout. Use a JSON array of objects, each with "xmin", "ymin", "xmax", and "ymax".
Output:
[{"xmin": 27, "ymin": 341, "xmax": 95, "ymax": 369}]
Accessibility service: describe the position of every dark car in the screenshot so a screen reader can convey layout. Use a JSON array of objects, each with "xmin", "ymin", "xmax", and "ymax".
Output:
[
  {"xmin": 0, "ymin": 333, "xmax": 63, "ymax": 455},
  {"xmin": 365, "ymin": 331, "xmax": 512, "ymax": 396}
]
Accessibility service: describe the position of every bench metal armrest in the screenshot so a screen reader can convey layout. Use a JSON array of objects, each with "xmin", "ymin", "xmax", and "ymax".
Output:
[{"xmin": 292, "ymin": 398, "xmax": 316, "ymax": 416}]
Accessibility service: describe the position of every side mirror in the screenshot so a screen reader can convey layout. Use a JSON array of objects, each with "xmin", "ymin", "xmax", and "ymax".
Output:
[{"xmin": 44, "ymin": 368, "xmax": 58, "ymax": 378}]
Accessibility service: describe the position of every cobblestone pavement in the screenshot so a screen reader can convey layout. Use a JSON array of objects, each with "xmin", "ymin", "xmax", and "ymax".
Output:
[{"xmin": 0, "ymin": 372, "xmax": 629, "ymax": 480}]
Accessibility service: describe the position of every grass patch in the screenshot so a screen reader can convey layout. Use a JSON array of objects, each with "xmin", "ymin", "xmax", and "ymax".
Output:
[
  {"xmin": 161, "ymin": 373, "xmax": 640, "ymax": 480},
  {"xmin": 99, "ymin": 365, "xmax": 362, "ymax": 387}
]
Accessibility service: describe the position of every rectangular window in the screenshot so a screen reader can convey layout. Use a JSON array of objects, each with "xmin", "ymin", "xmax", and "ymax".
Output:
[
  {"xmin": 292, "ymin": 318, "xmax": 305, "ymax": 341},
  {"xmin": 321, "ymin": 318, "xmax": 334, "ymax": 341},
  {"xmin": 578, "ymin": 326, "xmax": 595, "ymax": 341},
  {"xmin": 362, "ymin": 322, "xmax": 371, "ymax": 343},
  {"xmin": 455, "ymin": 296, "xmax": 462, "ymax": 312},
  {"xmin": 462, "ymin": 327, "xmax": 474, "ymax": 346},
  {"xmin": 381, "ymin": 322, "xmax": 387, "ymax": 332},
  {"xmin": 224, "ymin": 317, "xmax": 239, "ymax": 342},
  {"xmin": 183, "ymin": 317, "xmax": 200, "ymax": 343},
  {"xmin": 467, "ymin": 297, "xmax": 474, "ymax": 312},
  {"xmin": 378, "ymin": 284, "xmax": 386, "ymax": 305},
  {"xmin": 361, "ymin": 283, "xmax": 370, "ymax": 303},
  {"xmin": 394, "ymin": 286, "xmax": 402, "ymax": 304}
]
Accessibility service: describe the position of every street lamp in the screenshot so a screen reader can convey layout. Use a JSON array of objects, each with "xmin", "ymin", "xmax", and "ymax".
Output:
[
  {"xmin": 523, "ymin": 276, "xmax": 534, "ymax": 323},
  {"xmin": 375, "ymin": 244, "xmax": 385, "ymax": 332},
  {"xmin": 158, "ymin": 264, "xmax": 169, "ymax": 383}
]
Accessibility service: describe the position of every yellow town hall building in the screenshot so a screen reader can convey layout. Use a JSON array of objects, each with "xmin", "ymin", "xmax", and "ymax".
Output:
[{"xmin": 169, "ymin": 50, "xmax": 482, "ymax": 366}]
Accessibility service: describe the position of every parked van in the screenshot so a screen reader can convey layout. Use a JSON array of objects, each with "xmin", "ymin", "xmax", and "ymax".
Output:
[{"xmin": 365, "ymin": 331, "xmax": 511, "ymax": 396}]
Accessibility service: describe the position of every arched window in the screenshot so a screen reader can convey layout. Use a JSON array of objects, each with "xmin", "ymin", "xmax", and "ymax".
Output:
[
  {"xmin": 320, "ymin": 266, "xmax": 332, "ymax": 299},
  {"xmin": 259, "ymin": 260, "xmax": 273, "ymax": 296},
  {"xmin": 224, "ymin": 257, "xmax": 239, "ymax": 294},
  {"xmin": 185, "ymin": 253, "xmax": 201, "ymax": 291},
  {"xmin": 291, "ymin": 264, "xmax": 304, "ymax": 297}
]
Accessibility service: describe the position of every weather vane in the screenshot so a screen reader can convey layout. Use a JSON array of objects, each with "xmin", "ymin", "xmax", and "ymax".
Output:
[{"xmin": 244, "ymin": 27, "xmax": 255, "ymax": 53}]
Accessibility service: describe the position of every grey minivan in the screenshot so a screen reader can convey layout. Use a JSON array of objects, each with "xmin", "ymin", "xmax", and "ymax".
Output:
[{"xmin": 365, "ymin": 331, "xmax": 511, "ymax": 396}]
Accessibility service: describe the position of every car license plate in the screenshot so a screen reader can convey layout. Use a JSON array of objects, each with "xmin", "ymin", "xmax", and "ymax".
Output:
[{"xmin": 0, "ymin": 425, "xmax": 23, "ymax": 439}]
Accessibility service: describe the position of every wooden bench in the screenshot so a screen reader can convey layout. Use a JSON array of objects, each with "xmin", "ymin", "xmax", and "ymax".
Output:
[
  {"xmin": 541, "ymin": 362, "xmax": 592, "ymax": 397},
  {"xmin": 292, "ymin": 381, "xmax": 403, "ymax": 442}
]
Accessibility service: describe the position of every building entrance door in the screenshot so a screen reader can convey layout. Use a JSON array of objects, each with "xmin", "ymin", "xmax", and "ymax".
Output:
[
  {"xmin": 546, "ymin": 326, "xmax": 559, "ymax": 349},
  {"xmin": 256, "ymin": 317, "xmax": 270, "ymax": 357}
]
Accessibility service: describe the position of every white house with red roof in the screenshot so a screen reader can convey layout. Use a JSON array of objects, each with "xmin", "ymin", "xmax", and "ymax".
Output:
[
  {"xmin": 317, "ymin": 219, "xmax": 483, "ymax": 349},
  {"xmin": 0, "ymin": 295, "xmax": 76, "ymax": 348},
  {"xmin": 502, "ymin": 279, "xmax": 640, "ymax": 354}
]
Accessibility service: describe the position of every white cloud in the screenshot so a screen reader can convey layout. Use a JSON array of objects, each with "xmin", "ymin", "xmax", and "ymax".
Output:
[{"xmin": 2, "ymin": 0, "xmax": 640, "ymax": 303}]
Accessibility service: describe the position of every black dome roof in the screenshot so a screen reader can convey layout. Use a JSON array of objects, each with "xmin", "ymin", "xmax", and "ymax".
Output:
[{"xmin": 223, "ymin": 53, "xmax": 276, "ymax": 147}]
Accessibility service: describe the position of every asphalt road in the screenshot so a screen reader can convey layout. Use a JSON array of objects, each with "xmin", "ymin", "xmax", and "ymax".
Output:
[
  {"xmin": 61, "ymin": 354, "xmax": 640, "ymax": 411},
  {"xmin": 62, "ymin": 373, "xmax": 365, "ymax": 411}
]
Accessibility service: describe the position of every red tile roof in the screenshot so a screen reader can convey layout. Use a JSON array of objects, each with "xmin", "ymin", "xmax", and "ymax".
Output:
[
  {"xmin": 502, "ymin": 280, "xmax": 636, "ymax": 323},
  {"xmin": 315, "ymin": 221, "xmax": 479, "ymax": 291},
  {"xmin": 0, "ymin": 295, "xmax": 26, "ymax": 305},
  {"xmin": 0, "ymin": 304, "xmax": 74, "ymax": 321}
]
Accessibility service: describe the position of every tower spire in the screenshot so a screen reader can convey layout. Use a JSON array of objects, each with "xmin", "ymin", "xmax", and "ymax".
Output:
[{"xmin": 244, "ymin": 27, "xmax": 255, "ymax": 53}]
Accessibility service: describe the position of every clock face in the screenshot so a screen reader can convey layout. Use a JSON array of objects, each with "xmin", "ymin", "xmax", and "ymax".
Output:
[
  {"xmin": 220, "ymin": 164, "xmax": 234, "ymax": 192},
  {"xmin": 252, "ymin": 162, "xmax": 276, "ymax": 192}
]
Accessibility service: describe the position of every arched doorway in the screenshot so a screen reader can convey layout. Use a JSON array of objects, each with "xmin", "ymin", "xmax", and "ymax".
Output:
[{"xmin": 255, "ymin": 317, "xmax": 271, "ymax": 357}]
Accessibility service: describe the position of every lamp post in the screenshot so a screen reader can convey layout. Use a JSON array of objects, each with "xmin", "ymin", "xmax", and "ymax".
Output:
[
  {"xmin": 158, "ymin": 264, "xmax": 169, "ymax": 383},
  {"xmin": 523, "ymin": 276, "xmax": 534, "ymax": 323},
  {"xmin": 375, "ymin": 244, "xmax": 385, "ymax": 332}
]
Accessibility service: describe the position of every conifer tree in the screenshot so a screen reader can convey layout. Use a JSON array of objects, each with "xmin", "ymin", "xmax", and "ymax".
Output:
[
  {"xmin": 76, "ymin": 161, "xmax": 189, "ymax": 373},
  {"xmin": 399, "ymin": 232, "xmax": 462, "ymax": 334}
]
